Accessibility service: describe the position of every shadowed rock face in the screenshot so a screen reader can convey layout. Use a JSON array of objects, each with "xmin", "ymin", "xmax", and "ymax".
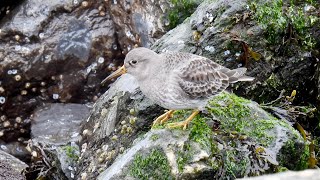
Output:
[
  {"xmin": 0, "ymin": 0, "xmax": 170, "ymax": 178},
  {"xmin": 0, "ymin": 0, "xmax": 169, "ymax": 148}
]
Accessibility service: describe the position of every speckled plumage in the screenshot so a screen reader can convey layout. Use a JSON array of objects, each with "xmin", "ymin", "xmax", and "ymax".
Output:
[{"xmin": 122, "ymin": 47, "xmax": 254, "ymax": 111}]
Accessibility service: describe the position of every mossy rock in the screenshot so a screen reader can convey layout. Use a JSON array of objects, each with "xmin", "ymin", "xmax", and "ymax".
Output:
[{"xmin": 97, "ymin": 92, "xmax": 308, "ymax": 179}]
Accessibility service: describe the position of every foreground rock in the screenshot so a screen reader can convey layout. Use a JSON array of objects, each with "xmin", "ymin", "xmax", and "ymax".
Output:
[
  {"xmin": 240, "ymin": 169, "xmax": 320, "ymax": 180},
  {"xmin": 0, "ymin": 149, "xmax": 28, "ymax": 180},
  {"xmin": 78, "ymin": 74, "xmax": 308, "ymax": 179}
]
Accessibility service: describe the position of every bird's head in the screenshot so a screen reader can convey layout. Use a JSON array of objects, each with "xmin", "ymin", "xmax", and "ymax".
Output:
[{"xmin": 101, "ymin": 47, "xmax": 158, "ymax": 84}]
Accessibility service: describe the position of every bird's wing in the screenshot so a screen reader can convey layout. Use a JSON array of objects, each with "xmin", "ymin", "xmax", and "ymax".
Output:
[{"xmin": 177, "ymin": 57, "xmax": 230, "ymax": 98}]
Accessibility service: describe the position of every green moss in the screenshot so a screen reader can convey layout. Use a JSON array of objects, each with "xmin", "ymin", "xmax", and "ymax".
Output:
[
  {"xmin": 278, "ymin": 140, "xmax": 309, "ymax": 170},
  {"xmin": 224, "ymin": 150, "xmax": 250, "ymax": 178},
  {"xmin": 189, "ymin": 116, "xmax": 212, "ymax": 148},
  {"xmin": 276, "ymin": 166, "xmax": 289, "ymax": 172},
  {"xmin": 176, "ymin": 144, "xmax": 192, "ymax": 172},
  {"xmin": 62, "ymin": 145, "xmax": 79, "ymax": 161},
  {"xmin": 207, "ymin": 92, "xmax": 291, "ymax": 147},
  {"xmin": 129, "ymin": 149, "xmax": 173, "ymax": 180},
  {"xmin": 166, "ymin": 0, "xmax": 203, "ymax": 29}
]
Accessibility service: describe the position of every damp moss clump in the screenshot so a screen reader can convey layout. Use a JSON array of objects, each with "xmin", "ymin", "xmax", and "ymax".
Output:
[
  {"xmin": 189, "ymin": 116, "xmax": 212, "ymax": 148},
  {"xmin": 166, "ymin": 0, "xmax": 203, "ymax": 29},
  {"xmin": 278, "ymin": 140, "xmax": 310, "ymax": 170},
  {"xmin": 129, "ymin": 149, "xmax": 173, "ymax": 180},
  {"xmin": 250, "ymin": 0, "xmax": 318, "ymax": 48},
  {"xmin": 62, "ymin": 145, "xmax": 79, "ymax": 161}
]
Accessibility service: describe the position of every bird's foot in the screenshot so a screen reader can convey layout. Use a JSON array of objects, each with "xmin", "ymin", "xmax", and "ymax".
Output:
[
  {"xmin": 152, "ymin": 110, "xmax": 175, "ymax": 127},
  {"xmin": 166, "ymin": 110, "xmax": 200, "ymax": 130},
  {"xmin": 167, "ymin": 120, "xmax": 190, "ymax": 130}
]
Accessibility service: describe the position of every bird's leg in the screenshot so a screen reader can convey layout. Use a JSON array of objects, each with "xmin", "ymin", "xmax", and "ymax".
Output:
[
  {"xmin": 152, "ymin": 110, "xmax": 175, "ymax": 126},
  {"xmin": 167, "ymin": 110, "xmax": 200, "ymax": 130}
]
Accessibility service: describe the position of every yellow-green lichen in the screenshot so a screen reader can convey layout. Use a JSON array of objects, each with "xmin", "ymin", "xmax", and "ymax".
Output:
[
  {"xmin": 150, "ymin": 134, "xmax": 159, "ymax": 141},
  {"xmin": 129, "ymin": 149, "xmax": 173, "ymax": 180},
  {"xmin": 266, "ymin": 73, "xmax": 281, "ymax": 89}
]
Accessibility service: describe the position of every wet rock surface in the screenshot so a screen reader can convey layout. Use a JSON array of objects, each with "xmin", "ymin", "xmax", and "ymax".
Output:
[
  {"xmin": 31, "ymin": 103, "xmax": 90, "ymax": 144},
  {"xmin": 0, "ymin": 0, "xmax": 170, "ymax": 178},
  {"xmin": 27, "ymin": 103, "xmax": 90, "ymax": 179}
]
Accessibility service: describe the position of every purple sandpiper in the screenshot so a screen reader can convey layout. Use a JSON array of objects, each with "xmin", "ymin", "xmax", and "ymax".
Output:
[{"xmin": 102, "ymin": 47, "xmax": 254, "ymax": 129}]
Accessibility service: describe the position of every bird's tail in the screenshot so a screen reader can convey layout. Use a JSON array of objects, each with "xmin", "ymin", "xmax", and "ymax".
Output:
[{"xmin": 221, "ymin": 67, "xmax": 254, "ymax": 83}]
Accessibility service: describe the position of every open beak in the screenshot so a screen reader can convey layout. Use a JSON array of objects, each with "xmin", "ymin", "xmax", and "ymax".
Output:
[{"xmin": 101, "ymin": 65, "xmax": 127, "ymax": 85}]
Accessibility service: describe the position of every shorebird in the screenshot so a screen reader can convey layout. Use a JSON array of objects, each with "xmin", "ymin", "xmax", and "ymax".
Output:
[{"xmin": 102, "ymin": 47, "xmax": 254, "ymax": 129}]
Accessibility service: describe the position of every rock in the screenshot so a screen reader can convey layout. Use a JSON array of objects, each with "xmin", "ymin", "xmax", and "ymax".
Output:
[
  {"xmin": 93, "ymin": 91, "xmax": 307, "ymax": 179},
  {"xmin": 78, "ymin": 74, "xmax": 161, "ymax": 179},
  {"xmin": 0, "ymin": 141, "xmax": 30, "ymax": 162},
  {"xmin": 29, "ymin": 103, "xmax": 90, "ymax": 179},
  {"xmin": 0, "ymin": 0, "xmax": 170, "ymax": 145},
  {"xmin": 31, "ymin": 103, "xmax": 90, "ymax": 144},
  {"xmin": 77, "ymin": 0, "xmax": 317, "ymax": 179},
  {"xmin": 239, "ymin": 169, "xmax": 320, "ymax": 180},
  {"xmin": 97, "ymin": 129, "xmax": 188, "ymax": 180},
  {"xmin": 0, "ymin": 149, "xmax": 28, "ymax": 180}
]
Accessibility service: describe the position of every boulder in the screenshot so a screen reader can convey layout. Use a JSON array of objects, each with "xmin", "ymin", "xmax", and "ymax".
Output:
[
  {"xmin": 78, "ymin": 75, "xmax": 308, "ymax": 179},
  {"xmin": 29, "ymin": 103, "xmax": 90, "ymax": 179}
]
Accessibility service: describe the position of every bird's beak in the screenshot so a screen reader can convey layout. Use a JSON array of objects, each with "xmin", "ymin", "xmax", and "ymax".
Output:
[{"xmin": 101, "ymin": 65, "xmax": 127, "ymax": 85}]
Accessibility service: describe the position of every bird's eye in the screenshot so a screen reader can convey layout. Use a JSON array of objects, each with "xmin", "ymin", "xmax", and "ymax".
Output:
[{"xmin": 130, "ymin": 60, "xmax": 137, "ymax": 65}]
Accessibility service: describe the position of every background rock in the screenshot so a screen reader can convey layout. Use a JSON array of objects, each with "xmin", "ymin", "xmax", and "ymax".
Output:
[
  {"xmin": 0, "ymin": 0, "xmax": 170, "ymax": 177},
  {"xmin": 31, "ymin": 103, "xmax": 90, "ymax": 144}
]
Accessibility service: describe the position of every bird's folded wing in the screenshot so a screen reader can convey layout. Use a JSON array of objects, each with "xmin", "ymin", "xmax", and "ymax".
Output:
[{"xmin": 178, "ymin": 58, "xmax": 230, "ymax": 98}]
